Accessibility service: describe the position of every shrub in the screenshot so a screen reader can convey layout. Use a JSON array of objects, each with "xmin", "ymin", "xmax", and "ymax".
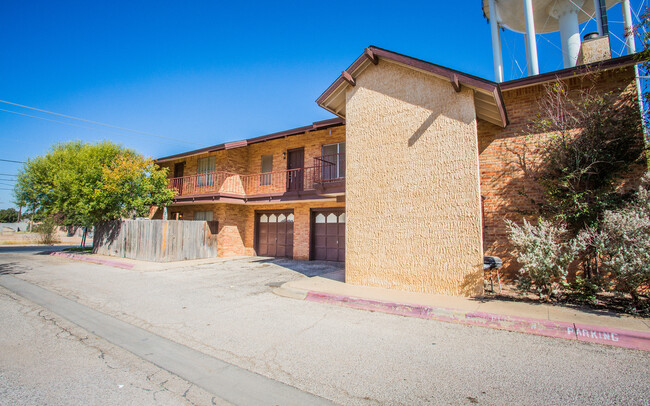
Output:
[
  {"xmin": 594, "ymin": 174, "xmax": 650, "ymax": 306},
  {"xmin": 506, "ymin": 218, "xmax": 580, "ymax": 300},
  {"xmin": 36, "ymin": 217, "xmax": 60, "ymax": 245}
]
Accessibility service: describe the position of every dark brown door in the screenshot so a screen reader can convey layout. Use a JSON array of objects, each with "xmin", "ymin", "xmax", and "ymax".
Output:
[
  {"xmin": 256, "ymin": 211, "xmax": 294, "ymax": 258},
  {"xmin": 173, "ymin": 162, "xmax": 185, "ymax": 194},
  {"xmin": 312, "ymin": 209, "xmax": 345, "ymax": 261},
  {"xmin": 286, "ymin": 148, "xmax": 304, "ymax": 191}
]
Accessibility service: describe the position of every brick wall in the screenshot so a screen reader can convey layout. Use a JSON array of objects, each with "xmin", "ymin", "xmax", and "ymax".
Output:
[
  {"xmin": 151, "ymin": 200, "xmax": 345, "ymax": 259},
  {"xmin": 478, "ymin": 66, "xmax": 641, "ymax": 280},
  {"xmin": 159, "ymin": 126, "xmax": 345, "ymax": 180}
]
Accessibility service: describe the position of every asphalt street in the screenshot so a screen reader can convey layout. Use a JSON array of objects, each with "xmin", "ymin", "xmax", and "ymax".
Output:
[
  {"xmin": 1, "ymin": 246, "xmax": 649, "ymax": 405},
  {"xmin": 0, "ymin": 284, "xmax": 225, "ymax": 406}
]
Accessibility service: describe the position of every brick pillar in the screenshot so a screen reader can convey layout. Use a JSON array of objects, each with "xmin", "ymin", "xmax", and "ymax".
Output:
[{"xmin": 293, "ymin": 206, "xmax": 310, "ymax": 260}]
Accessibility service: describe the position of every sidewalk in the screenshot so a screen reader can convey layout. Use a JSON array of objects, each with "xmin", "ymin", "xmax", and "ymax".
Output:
[{"xmin": 275, "ymin": 270, "xmax": 650, "ymax": 352}]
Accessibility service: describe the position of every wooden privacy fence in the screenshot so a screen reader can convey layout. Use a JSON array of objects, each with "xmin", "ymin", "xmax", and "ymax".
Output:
[{"xmin": 93, "ymin": 220, "xmax": 218, "ymax": 262}]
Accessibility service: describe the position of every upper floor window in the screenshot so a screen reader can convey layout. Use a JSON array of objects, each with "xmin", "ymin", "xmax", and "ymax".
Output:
[
  {"xmin": 197, "ymin": 156, "xmax": 216, "ymax": 187},
  {"xmin": 321, "ymin": 142, "xmax": 345, "ymax": 180},
  {"xmin": 260, "ymin": 154, "xmax": 273, "ymax": 186}
]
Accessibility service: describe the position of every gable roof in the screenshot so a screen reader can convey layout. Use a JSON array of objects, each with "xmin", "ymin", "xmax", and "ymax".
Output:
[
  {"xmin": 156, "ymin": 117, "xmax": 343, "ymax": 163},
  {"xmin": 316, "ymin": 46, "xmax": 508, "ymax": 127}
]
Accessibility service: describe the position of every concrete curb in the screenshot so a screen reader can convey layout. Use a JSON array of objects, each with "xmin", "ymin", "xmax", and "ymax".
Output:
[
  {"xmin": 50, "ymin": 252, "xmax": 134, "ymax": 270},
  {"xmin": 273, "ymin": 285, "xmax": 308, "ymax": 300},
  {"xmin": 294, "ymin": 290, "xmax": 650, "ymax": 352}
]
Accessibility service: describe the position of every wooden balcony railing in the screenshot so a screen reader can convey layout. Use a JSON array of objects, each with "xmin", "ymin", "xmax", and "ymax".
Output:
[{"xmin": 169, "ymin": 154, "xmax": 345, "ymax": 198}]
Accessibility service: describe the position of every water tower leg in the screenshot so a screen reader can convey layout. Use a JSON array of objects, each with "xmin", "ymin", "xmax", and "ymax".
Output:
[
  {"xmin": 594, "ymin": 0, "xmax": 603, "ymax": 35},
  {"xmin": 558, "ymin": 8, "xmax": 581, "ymax": 67},
  {"xmin": 523, "ymin": 0, "xmax": 539, "ymax": 75},
  {"xmin": 488, "ymin": 0, "xmax": 504, "ymax": 82},
  {"xmin": 621, "ymin": 0, "xmax": 636, "ymax": 54}
]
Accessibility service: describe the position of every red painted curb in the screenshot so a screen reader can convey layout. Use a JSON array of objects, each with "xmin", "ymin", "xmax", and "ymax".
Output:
[
  {"xmin": 50, "ymin": 252, "xmax": 134, "ymax": 270},
  {"xmin": 305, "ymin": 291, "xmax": 650, "ymax": 352}
]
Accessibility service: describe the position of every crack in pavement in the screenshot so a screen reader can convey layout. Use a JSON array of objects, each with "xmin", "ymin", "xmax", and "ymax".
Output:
[{"xmin": 0, "ymin": 275, "xmax": 337, "ymax": 406}]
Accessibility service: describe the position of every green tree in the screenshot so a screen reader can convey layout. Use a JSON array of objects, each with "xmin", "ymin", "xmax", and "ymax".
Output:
[
  {"xmin": 530, "ymin": 81, "xmax": 645, "ymax": 232},
  {"xmin": 510, "ymin": 78, "xmax": 645, "ymax": 281},
  {"xmin": 14, "ymin": 141, "xmax": 175, "ymax": 244},
  {"xmin": 0, "ymin": 208, "xmax": 19, "ymax": 223}
]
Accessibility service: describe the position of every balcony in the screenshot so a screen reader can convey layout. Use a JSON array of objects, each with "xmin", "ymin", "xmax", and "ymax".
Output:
[{"xmin": 169, "ymin": 153, "xmax": 345, "ymax": 203}]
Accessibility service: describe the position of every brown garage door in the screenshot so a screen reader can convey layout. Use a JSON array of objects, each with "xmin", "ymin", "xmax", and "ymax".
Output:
[
  {"xmin": 256, "ymin": 211, "xmax": 294, "ymax": 258},
  {"xmin": 312, "ymin": 209, "xmax": 345, "ymax": 261}
]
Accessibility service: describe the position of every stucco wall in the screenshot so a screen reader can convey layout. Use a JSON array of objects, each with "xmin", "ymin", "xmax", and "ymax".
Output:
[{"xmin": 345, "ymin": 61, "xmax": 484, "ymax": 296}]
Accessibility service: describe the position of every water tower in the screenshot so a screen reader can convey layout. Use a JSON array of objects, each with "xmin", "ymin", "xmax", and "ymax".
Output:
[{"xmin": 482, "ymin": 0, "xmax": 638, "ymax": 82}]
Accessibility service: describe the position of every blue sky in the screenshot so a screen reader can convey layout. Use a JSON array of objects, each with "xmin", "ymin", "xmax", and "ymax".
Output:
[{"xmin": 0, "ymin": 0, "xmax": 646, "ymax": 209}]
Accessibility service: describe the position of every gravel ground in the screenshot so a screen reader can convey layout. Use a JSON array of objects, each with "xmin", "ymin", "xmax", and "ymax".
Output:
[{"xmin": 1, "ymin": 247, "xmax": 649, "ymax": 405}]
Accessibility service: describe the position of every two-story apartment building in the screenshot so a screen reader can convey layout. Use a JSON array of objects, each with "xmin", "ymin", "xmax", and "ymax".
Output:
[
  {"xmin": 153, "ymin": 45, "xmax": 642, "ymax": 296},
  {"xmin": 153, "ymin": 118, "xmax": 347, "ymax": 261}
]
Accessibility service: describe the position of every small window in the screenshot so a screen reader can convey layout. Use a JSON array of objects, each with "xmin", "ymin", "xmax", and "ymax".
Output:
[
  {"xmin": 260, "ymin": 214, "xmax": 268, "ymax": 223},
  {"xmin": 287, "ymin": 214, "xmax": 294, "ymax": 223},
  {"xmin": 194, "ymin": 211, "xmax": 213, "ymax": 221},
  {"xmin": 269, "ymin": 214, "xmax": 277, "ymax": 222},
  {"xmin": 315, "ymin": 213, "xmax": 325, "ymax": 223},
  {"xmin": 339, "ymin": 213, "xmax": 345, "ymax": 223},
  {"xmin": 278, "ymin": 214, "xmax": 286, "ymax": 222},
  {"xmin": 327, "ymin": 213, "xmax": 337, "ymax": 223},
  {"xmin": 260, "ymin": 155, "xmax": 273, "ymax": 186}
]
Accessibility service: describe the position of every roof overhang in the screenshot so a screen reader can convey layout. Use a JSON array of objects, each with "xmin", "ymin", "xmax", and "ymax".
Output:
[
  {"xmin": 156, "ymin": 117, "xmax": 344, "ymax": 163},
  {"xmin": 500, "ymin": 54, "xmax": 638, "ymax": 90},
  {"xmin": 316, "ymin": 46, "xmax": 508, "ymax": 127}
]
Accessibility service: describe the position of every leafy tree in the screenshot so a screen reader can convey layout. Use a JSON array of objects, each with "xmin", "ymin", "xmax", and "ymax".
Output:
[
  {"xmin": 510, "ymin": 78, "xmax": 645, "ymax": 280},
  {"xmin": 0, "ymin": 208, "xmax": 19, "ymax": 223},
  {"xmin": 529, "ymin": 80, "xmax": 645, "ymax": 232},
  {"xmin": 14, "ymin": 141, "xmax": 175, "ymax": 244}
]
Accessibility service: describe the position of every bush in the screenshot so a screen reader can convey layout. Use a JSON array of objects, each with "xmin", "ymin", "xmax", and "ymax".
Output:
[
  {"xmin": 36, "ymin": 217, "xmax": 60, "ymax": 245},
  {"xmin": 594, "ymin": 174, "xmax": 650, "ymax": 305},
  {"xmin": 0, "ymin": 208, "xmax": 19, "ymax": 223},
  {"xmin": 563, "ymin": 275, "xmax": 608, "ymax": 304},
  {"xmin": 506, "ymin": 218, "xmax": 580, "ymax": 300}
]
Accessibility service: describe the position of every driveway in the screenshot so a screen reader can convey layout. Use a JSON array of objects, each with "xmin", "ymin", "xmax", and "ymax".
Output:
[{"xmin": 1, "ymin": 248, "xmax": 649, "ymax": 405}]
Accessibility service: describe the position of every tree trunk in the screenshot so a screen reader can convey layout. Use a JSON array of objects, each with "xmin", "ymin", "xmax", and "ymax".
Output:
[{"xmin": 81, "ymin": 227, "xmax": 87, "ymax": 248}]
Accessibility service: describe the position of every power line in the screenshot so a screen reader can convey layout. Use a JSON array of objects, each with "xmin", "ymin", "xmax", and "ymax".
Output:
[
  {"xmin": 0, "ymin": 158, "xmax": 25, "ymax": 164},
  {"xmin": 0, "ymin": 108, "xmax": 196, "ymax": 147},
  {"xmin": 0, "ymin": 188, "xmax": 14, "ymax": 191},
  {"xmin": 0, "ymin": 173, "xmax": 17, "ymax": 177},
  {"xmin": 0, "ymin": 182, "xmax": 15, "ymax": 188},
  {"xmin": 0, "ymin": 100, "xmax": 203, "ymax": 146}
]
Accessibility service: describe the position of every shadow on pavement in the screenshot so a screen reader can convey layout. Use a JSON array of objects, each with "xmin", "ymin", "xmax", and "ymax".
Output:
[
  {"xmin": 251, "ymin": 257, "xmax": 344, "ymax": 278},
  {"xmin": 0, "ymin": 245, "xmax": 74, "ymax": 255}
]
